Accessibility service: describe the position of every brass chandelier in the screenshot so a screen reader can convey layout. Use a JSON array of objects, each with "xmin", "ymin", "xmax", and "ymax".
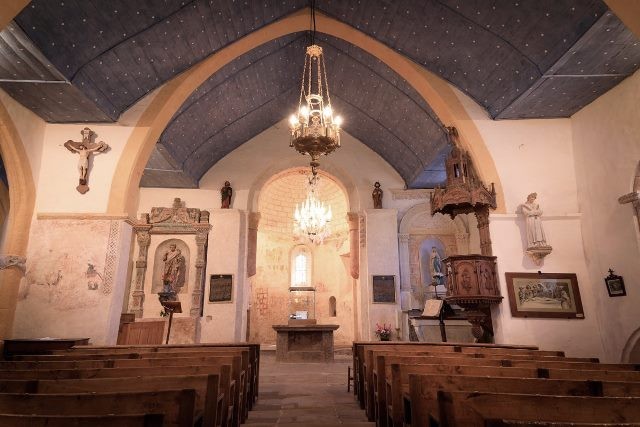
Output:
[
  {"xmin": 288, "ymin": 2, "xmax": 342, "ymax": 177},
  {"xmin": 293, "ymin": 174, "xmax": 333, "ymax": 245},
  {"xmin": 290, "ymin": 1, "xmax": 341, "ymax": 245}
]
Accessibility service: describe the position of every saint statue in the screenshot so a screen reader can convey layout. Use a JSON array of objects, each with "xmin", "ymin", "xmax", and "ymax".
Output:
[
  {"xmin": 521, "ymin": 192, "xmax": 548, "ymax": 249},
  {"xmin": 372, "ymin": 181, "xmax": 383, "ymax": 209},
  {"xmin": 64, "ymin": 127, "xmax": 109, "ymax": 194},
  {"xmin": 221, "ymin": 181, "xmax": 232, "ymax": 209},
  {"xmin": 430, "ymin": 247, "xmax": 444, "ymax": 286},
  {"xmin": 162, "ymin": 243, "xmax": 186, "ymax": 293}
]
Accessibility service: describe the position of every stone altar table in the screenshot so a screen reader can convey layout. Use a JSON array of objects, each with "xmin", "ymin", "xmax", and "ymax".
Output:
[{"xmin": 272, "ymin": 324, "xmax": 339, "ymax": 362}]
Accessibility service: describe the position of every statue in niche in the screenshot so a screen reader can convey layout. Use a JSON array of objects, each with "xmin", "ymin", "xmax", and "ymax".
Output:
[
  {"xmin": 162, "ymin": 243, "xmax": 186, "ymax": 293},
  {"xmin": 221, "ymin": 181, "xmax": 233, "ymax": 209},
  {"xmin": 522, "ymin": 192, "xmax": 548, "ymax": 248},
  {"xmin": 372, "ymin": 181, "xmax": 383, "ymax": 209},
  {"xmin": 430, "ymin": 247, "xmax": 444, "ymax": 286},
  {"xmin": 64, "ymin": 127, "xmax": 109, "ymax": 194}
]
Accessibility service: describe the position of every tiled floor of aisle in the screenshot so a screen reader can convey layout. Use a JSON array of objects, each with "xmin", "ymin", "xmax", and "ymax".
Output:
[{"xmin": 245, "ymin": 347, "xmax": 374, "ymax": 426}]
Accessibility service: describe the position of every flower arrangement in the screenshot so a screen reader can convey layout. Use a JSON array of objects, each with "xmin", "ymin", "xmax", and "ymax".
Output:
[{"xmin": 375, "ymin": 323, "xmax": 392, "ymax": 341}]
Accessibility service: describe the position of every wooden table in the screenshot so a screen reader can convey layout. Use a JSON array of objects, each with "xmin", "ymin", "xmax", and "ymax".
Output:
[
  {"xmin": 3, "ymin": 338, "xmax": 90, "ymax": 359},
  {"xmin": 272, "ymin": 324, "xmax": 339, "ymax": 362}
]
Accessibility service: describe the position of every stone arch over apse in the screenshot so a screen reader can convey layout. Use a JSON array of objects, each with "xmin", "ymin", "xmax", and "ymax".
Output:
[
  {"xmin": 107, "ymin": 8, "xmax": 505, "ymax": 216},
  {"xmin": 250, "ymin": 168, "xmax": 353, "ymax": 344},
  {"xmin": 398, "ymin": 202, "xmax": 472, "ymax": 310},
  {"xmin": 0, "ymin": 96, "xmax": 36, "ymax": 338}
]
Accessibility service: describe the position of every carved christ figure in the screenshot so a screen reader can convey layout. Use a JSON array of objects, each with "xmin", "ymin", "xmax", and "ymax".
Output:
[{"xmin": 64, "ymin": 127, "xmax": 109, "ymax": 192}]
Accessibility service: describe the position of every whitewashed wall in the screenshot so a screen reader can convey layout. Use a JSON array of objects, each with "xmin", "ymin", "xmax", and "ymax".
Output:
[{"xmin": 571, "ymin": 69, "xmax": 640, "ymax": 362}]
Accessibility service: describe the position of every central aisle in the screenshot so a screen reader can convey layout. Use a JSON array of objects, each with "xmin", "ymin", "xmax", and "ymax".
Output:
[{"xmin": 245, "ymin": 348, "xmax": 375, "ymax": 426}]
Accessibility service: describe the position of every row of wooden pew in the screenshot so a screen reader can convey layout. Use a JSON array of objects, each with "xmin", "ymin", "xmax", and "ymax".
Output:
[
  {"xmin": 0, "ymin": 342, "xmax": 260, "ymax": 426},
  {"xmin": 352, "ymin": 341, "xmax": 640, "ymax": 427}
]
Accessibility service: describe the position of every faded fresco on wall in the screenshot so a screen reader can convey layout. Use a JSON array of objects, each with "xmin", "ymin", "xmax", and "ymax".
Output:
[
  {"xmin": 250, "ymin": 230, "xmax": 353, "ymax": 344},
  {"xmin": 151, "ymin": 239, "xmax": 190, "ymax": 294},
  {"xmin": 18, "ymin": 219, "xmax": 119, "ymax": 311}
]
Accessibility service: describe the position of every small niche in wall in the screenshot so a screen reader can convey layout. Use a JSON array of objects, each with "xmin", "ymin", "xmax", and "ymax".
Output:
[{"xmin": 329, "ymin": 296, "xmax": 337, "ymax": 317}]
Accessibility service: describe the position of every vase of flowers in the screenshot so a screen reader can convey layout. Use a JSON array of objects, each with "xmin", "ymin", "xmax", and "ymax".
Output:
[{"xmin": 375, "ymin": 323, "xmax": 392, "ymax": 341}]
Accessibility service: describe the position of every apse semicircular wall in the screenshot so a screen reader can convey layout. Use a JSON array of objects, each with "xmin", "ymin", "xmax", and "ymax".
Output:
[{"xmin": 251, "ymin": 168, "xmax": 354, "ymax": 345}]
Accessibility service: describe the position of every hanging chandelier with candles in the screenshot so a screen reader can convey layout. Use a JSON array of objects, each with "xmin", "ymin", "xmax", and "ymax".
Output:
[
  {"xmin": 294, "ymin": 174, "xmax": 333, "ymax": 245},
  {"xmin": 288, "ymin": 2, "xmax": 342, "ymax": 176},
  {"xmin": 290, "ymin": 1, "xmax": 340, "ymax": 245}
]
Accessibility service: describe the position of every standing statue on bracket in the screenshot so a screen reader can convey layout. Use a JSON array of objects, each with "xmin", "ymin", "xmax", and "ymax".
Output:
[
  {"xmin": 520, "ymin": 192, "xmax": 552, "ymax": 265},
  {"xmin": 221, "ymin": 181, "xmax": 233, "ymax": 209},
  {"xmin": 64, "ymin": 127, "xmax": 109, "ymax": 194},
  {"xmin": 372, "ymin": 181, "xmax": 383, "ymax": 209},
  {"xmin": 430, "ymin": 247, "xmax": 444, "ymax": 286},
  {"xmin": 162, "ymin": 243, "xmax": 186, "ymax": 294}
]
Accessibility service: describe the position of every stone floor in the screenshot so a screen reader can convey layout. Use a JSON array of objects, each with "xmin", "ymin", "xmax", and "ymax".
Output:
[{"xmin": 245, "ymin": 347, "xmax": 374, "ymax": 426}]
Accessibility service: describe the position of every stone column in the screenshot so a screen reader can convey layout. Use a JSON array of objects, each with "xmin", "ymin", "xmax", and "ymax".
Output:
[
  {"xmin": 398, "ymin": 233, "xmax": 412, "ymax": 310},
  {"xmin": 475, "ymin": 206, "xmax": 493, "ymax": 256},
  {"xmin": 191, "ymin": 224, "xmax": 210, "ymax": 317},
  {"xmin": 347, "ymin": 212, "xmax": 360, "ymax": 279},
  {"xmin": 247, "ymin": 212, "xmax": 260, "ymax": 278},
  {"xmin": 129, "ymin": 225, "xmax": 151, "ymax": 318}
]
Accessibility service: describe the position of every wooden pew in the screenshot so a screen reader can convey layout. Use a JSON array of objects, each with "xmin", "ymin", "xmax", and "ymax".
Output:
[
  {"xmin": 0, "ymin": 413, "xmax": 165, "ymax": 427},
  {"xmin": 63, "ymin": 342, "xmax": 261, "ymax": 407},
  {"xmin": 364, "ymin": 349, "xmax": 612, "ymax": 423},
  {"xmin": 34, "ymin": 374, "xmax": 222, "ymax": 427},
  {"xmin": 397, "ymin": 364, "xmax": 640, "ymax": 426},
  {"xmin": 435, "ymin": 391, "xmax": 640, "ymax": 426},
  {"xmin": 375, "ymin": 359, "xmax": 640, "ymax": 427},
  {"xmin": 23, "ymin": 345, "xmax": 257, "ymax": 415},
  {"xmin": 405, "ymin": 373, "xmax": 640, "ymax": 427},
  {"xmin": 352, "ymin": 341, "xmax": 543, "ymax": 409},
  {"xmin": 0, "ymin": 389, "xmax": 196, "ymax": 427},
  {"xmin": 0, "ymin": 363, "xmax": 237, "ymax": 426},
  {"xmin": 5, "ymin": 354, "xmax": 246, "ymax": 425}
]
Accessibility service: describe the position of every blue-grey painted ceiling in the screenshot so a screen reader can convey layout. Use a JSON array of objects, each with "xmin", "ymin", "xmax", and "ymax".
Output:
[
  {"xmin": 3, "ymin": 1, "xmax": 640, "ymax": 187},
  {"xmin": 143, "ymin": 33, "xmax": 448, "ymax": 187}
]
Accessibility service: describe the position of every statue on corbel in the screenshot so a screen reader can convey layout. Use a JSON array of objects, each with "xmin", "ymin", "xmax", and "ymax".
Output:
[
  {"xmin": 64, "ymin": 127, "xmax": 109, "ymax": 194},
  {"xmin": 520, "ymin": 192, "xmax": 552, "ymax": 266}
]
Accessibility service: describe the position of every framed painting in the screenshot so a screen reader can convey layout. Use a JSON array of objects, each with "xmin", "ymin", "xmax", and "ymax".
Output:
[
  {"xmin": 605, "ymin": 270, "xmax": 626, "ymax": 297},
  {"xmin": 372, "ymin": 275, "xmax": 396, "ymax": 303},
  {"xmin": 505, "ymin": 272, "xmax": 584, "ymax": 319},
  {"xmin": 208, "ymin": 274, "xmax": 233, "ymax": 303}
]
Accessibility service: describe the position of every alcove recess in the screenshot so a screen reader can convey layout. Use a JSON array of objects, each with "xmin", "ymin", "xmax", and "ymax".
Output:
[{"xmin": 430, "ymin": 127, "xmax": 502, "ymax": 342}]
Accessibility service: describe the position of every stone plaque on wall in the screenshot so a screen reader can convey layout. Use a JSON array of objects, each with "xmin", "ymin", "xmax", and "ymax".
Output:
[
  {"xmin": 209, "ymin": 274, "xmax": 233, "ymax": 303},
  {"xmin": 372, "ymin": 275, "xmax": 396, "ymax": 303}
]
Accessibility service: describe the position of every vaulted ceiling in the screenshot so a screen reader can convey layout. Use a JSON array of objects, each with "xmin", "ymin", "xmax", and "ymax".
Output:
[{"xmin": 2, "ymin": 1, "xmax": 639, "ymax": 188}]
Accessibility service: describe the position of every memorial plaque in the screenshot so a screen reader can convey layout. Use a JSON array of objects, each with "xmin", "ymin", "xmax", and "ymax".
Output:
[
  {"xmin": 209, "ymin": 274, "xmax": 233, "ymax": 303},
  {"xmin": 372, "ymin": 275, "xmax": 396, "ymax": 303}
]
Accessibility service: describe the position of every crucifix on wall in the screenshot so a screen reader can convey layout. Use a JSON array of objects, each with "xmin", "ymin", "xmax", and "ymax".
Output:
[{"xmin": 64, "ymin": 127, "xmax": 109, "ymax": 194}]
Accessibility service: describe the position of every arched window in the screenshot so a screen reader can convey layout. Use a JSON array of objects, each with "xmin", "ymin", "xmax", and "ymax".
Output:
[
  {"xmin": 290, "ymin": 245, "xmax": 312, "ymax": 287},
  {"xmin": 329, "ymin": 296, "xmax": 337, "ymax": 317}
]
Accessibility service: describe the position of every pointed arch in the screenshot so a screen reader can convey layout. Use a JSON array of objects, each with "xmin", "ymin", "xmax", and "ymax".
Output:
[
  {"xmin": 107, "ymin": 8, "xmax": 504, "ymax": 216},
  {"xmin": 0, "ymin": 96, "xmax": 36, "ymax": 338}
]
